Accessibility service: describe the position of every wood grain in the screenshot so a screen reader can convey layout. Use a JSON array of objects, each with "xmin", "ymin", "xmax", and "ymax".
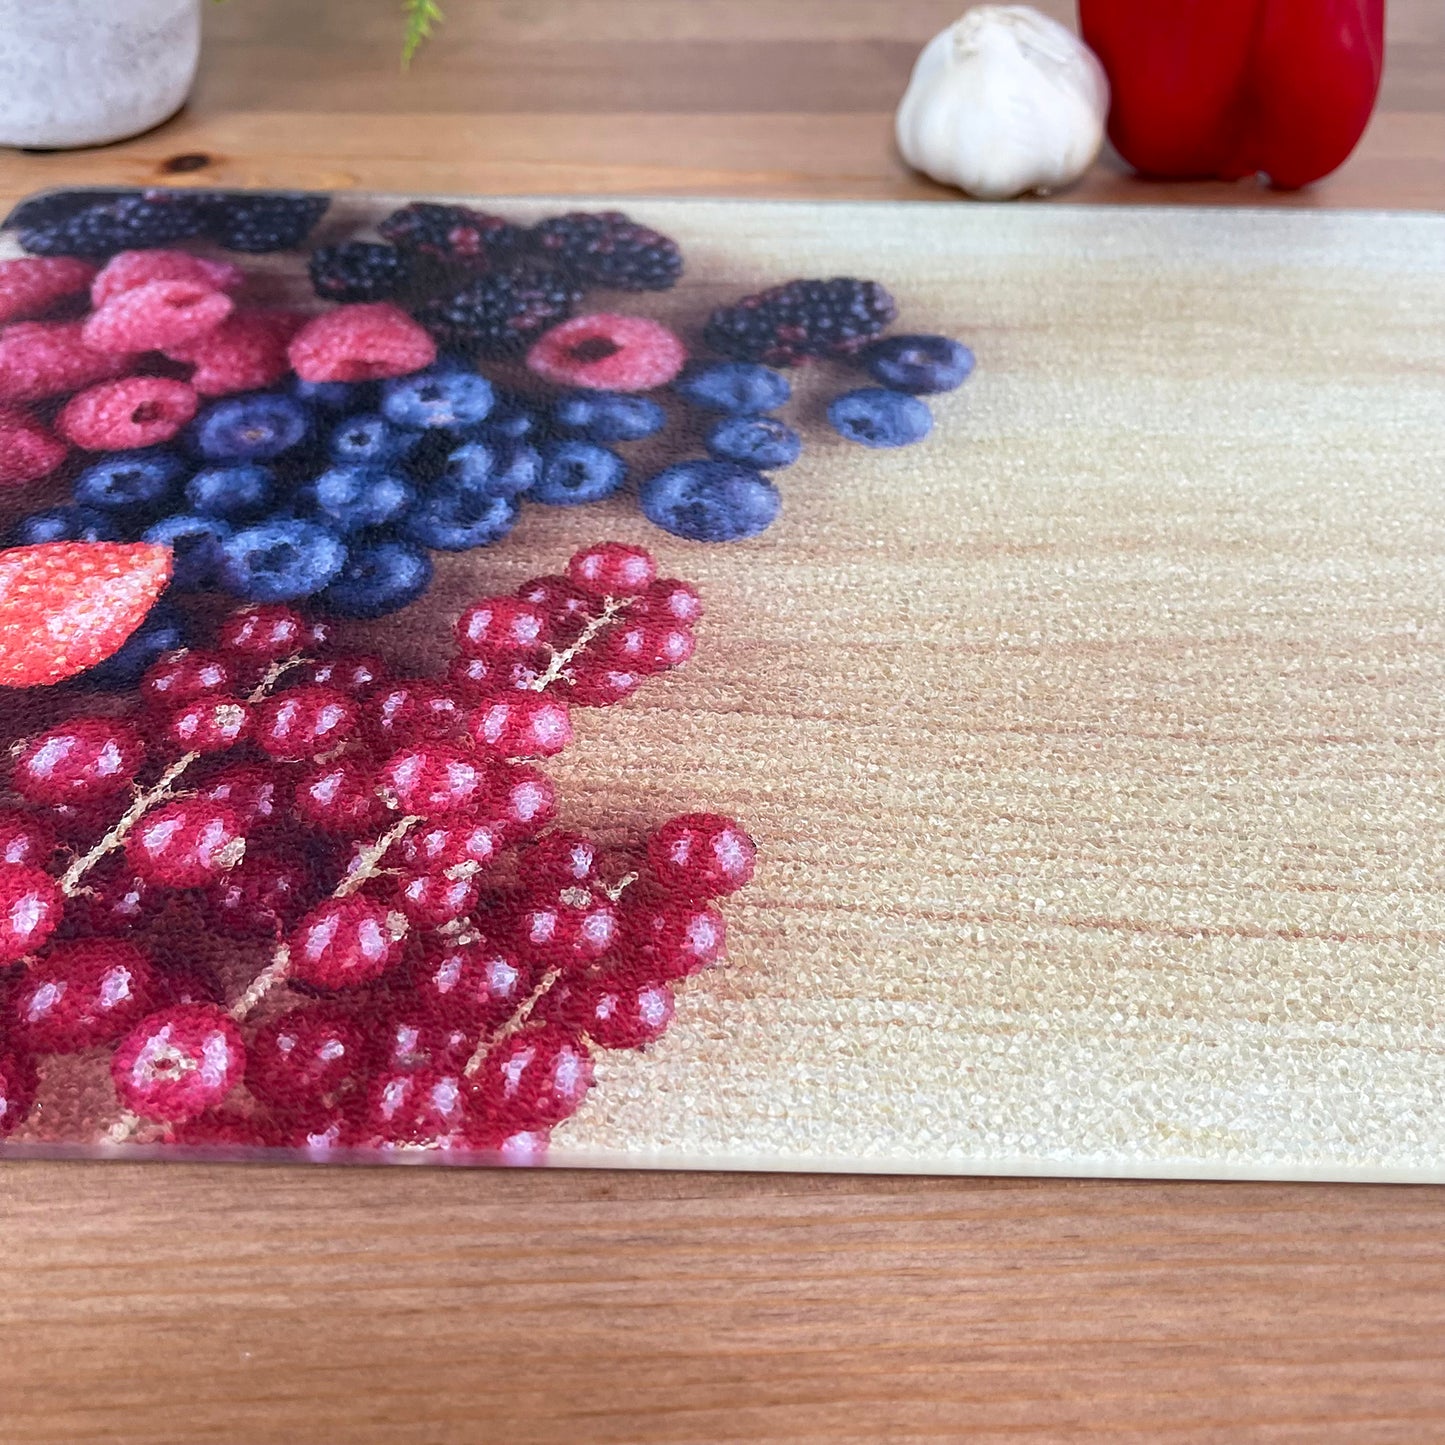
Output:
[{"xmin": 1, "ymin": 4, "xmax": 1444, "ymax": 1441}]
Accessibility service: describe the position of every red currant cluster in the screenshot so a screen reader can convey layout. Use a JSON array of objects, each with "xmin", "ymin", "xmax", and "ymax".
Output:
[{"xmin": 0, "ymin": 542, "xmax": 756, "ymax": 1159}]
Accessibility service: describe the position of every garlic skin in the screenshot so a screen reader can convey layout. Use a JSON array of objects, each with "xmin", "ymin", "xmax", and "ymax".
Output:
[{"xmin": 895, "ymin": 6, "xmax": 1110, "ymax": 201}]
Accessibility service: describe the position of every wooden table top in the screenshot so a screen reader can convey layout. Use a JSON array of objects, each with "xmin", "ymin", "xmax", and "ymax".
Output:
[{"xmin": 1, "ymin": 4, "xmax": 1442, "ymax": 1441}]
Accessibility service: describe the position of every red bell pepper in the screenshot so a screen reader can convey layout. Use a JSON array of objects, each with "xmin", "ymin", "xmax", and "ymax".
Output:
[{"xmin": 1077, "ymin": 0, "xmax": 1385, "ymax": 189}]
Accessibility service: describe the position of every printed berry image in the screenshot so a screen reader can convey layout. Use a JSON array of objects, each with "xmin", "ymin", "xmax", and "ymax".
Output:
[
  {"xmin": 0, "ymin": 541, "xmax": 757, "ymax": 1165},
  {"xmin": 377, "ymin": 202, "xmax": 527, "ymax": 268},
  {"xmin": 416, "ymin": 270, "xmax": 582, "ymax": 358},
  {"xmin": 529, "ymin": 211, "xmax": 683, "ymax": 292},
  {"xmin": 7, "ymin": 189, "xmax": 328, "ymax": 259},
  {"xmin": 0, "ymin": 186, "xmax": 975, "ymax": 629},
  {"xmin": 703, "ymin": 277, "xmax": 897, "ymax": 366}
]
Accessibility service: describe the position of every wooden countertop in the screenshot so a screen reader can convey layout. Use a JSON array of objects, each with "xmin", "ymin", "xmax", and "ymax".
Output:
[{"xmin": 1, "ymin": 4, "xmax": 1442, "ymax": 1440}]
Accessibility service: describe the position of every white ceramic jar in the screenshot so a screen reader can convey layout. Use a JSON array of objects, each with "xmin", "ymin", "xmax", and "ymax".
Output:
[{"xmin": 0, "ymin": 0, "xmax": 202, "ymax": 150}]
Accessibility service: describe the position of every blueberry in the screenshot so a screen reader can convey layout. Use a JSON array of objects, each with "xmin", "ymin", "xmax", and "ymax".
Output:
[
  {"xmin": 827, "ymin": 388, "xmax": 932, "ymax": 448},
  {"xmin": 72, "ymin": 449, "xmax": 187, "ymax": 514},
  {"xmin": 292, "ymin": 376, "xmax": 373, "ymax": 412},
  {"xmin": 441, "ymin": 440, "xmax": 541, "ymax": 499},
  {"xmin": 309, "ymin": 465, "xmax": 416, "ymax": 533},
  {"xmin": 381, "ymin": 366, "xmax": 494, "ymax": 430},
  {"xmin": 9, "ymin": 506, "xmax": 123, "ymax": 545},
  {"xmin": 143, "ymin": 514, "xmax": 233, "ymax": 589},
  {"xmin": 81, "ymin": 601, "xmax": 190, "ymax": 690},
  {"xmin": 185, "ymin": 463, "xmax": 276, "ymax": 520},
  {"xmin": 639, "ymin": 459, "xmax": 781, "ymax": 542},
  {"xmin": 190, "ymin": 393, "xmax": 312, "ymax": 461},
  {"xmin": 328, "ymin": 413, "xmax": 421, "ymax": 466},
  {"xmin": 219, "ymin": 518, "xmax": 348, "ymax": 601},
  {"xmin": 705, "ymin": 415, "xmax": 801, "ymax": 470},
  {"xmin": 673, "ymin": 362, "xmax": 791, "ymax": 415},
  {"xmin": 532, "ymin": 441, "xmax": 626, "ymax": 507},
  {"xmin": 438, "ymin": 441, "xmax": 495, "ymax": 492},
  {"xmin": 402, "ymin": 487, "xmax": 518, "ymax": 552},
  {"xmin": 473, "ymin": 392, "xmax": 539, "ymax": 444},
  {"xmin": 551, "ymin": 390, "xmax": 666, "ymax": 443},
  {"xmin": 860, "ymin": 334, "xmax": 974, "ymax": 394},
  {"xmin": 319, "ymin": 537, "xmax": 434, "ymax": 619}
]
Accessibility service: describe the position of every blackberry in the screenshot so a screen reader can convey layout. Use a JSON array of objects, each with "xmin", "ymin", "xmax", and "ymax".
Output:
[
  {"xmin": 308, "ymin": 242, "xmax": 409, "ymax": 303},
  {"xmin": 15, "ymin": 190, "xmax": 209, "ymax": 258},
  {"xmin": 4, "ymin": 189, "xmax": 128, "ymax": 234},
  {"xmin": 529, "ymin": 210, "xmax": 682, "ymax": 292},
  {"xmin": 377, "ymin": 202, "xmax": 526, "ymax": 269},
  {"xmin": 703, "ymin": 277, "xmax": 897, "ymax": 367},
  {"xmin": 415, "ymin": 268, "xmax": 582, "ymax": 359},
  {"xmin": 204, "ymin": 191, "xmax": 330, "ymax": 253}
]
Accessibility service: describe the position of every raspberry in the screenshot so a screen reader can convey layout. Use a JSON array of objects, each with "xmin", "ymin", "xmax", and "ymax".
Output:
[
  {"xmin": 377, "ymin": 202, "xmax": 526, "ymax": 267},
  {"xmin": 91, "ymin": 249, "xmax": 244, "ymax": 307},
  {"xmin": 0, "ymin": 542, "xmax": 173, "ymax": 688},
  {"xmin": 81, "ymin": 279, "xmax": 234, "ymax": 354},
  {"xmin": 57, "ymin": 376, "xmax": 199, "ymax": 450},
  {"xmin": 166, "ymin": 310, "xmax": 303, "ymax": 396},
  {"xmin": 204, "ymin": 191, "xmax": 330, "ymax": 253},
  {"xmin": 0, "ymin": 407, "xmax": 67, "ymax": 487},
  {"xmin": 0, "ymin": 320, "xmax": 129, "ymax": 403},
  {"xmin": 704, "ymin": 277, "xmax": 897, "ymax": 366},
  {"xmin": 416, "ymin": 269, "xmax": 581, "ymax": 359},
  {"xmin": 0, "ymin": 257, "xmax": 96, "ymax": 323},
  {"xmin": 525, "ymin": 313, "xmax": 686, "ymax": 392},
  {"xmin": 308, "ymin": 243, "xmax": 408, "ymax": 303},
  {"xmin": 530, "ymin": 211, "xmax": 682, "ymax": 292},
  {"xmin": 288, "ymin": 303, "xmax": 437, "ymax": 383}
]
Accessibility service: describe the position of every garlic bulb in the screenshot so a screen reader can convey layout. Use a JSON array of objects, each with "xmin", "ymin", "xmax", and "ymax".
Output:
[{"xmin": 895, "ymin": 5, "xmax": 1109, "ymax": 201}]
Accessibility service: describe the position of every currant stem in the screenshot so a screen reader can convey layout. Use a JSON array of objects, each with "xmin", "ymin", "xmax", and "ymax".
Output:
[
  {"xmin": 335, "ymin": 814, "xmax": 422, "ymax": 899},
  {"xmin": 57, "ymin": 752, "xmax": 198, "ymax": 898},
  {"xmin": 463, "ymin": 964, "xmax": 563, "ymax": 1077},
  {"xmin": 530, "ymin": 595, "xmax": 631, "ymax": 693},
  {"xmin": 228, "ymin": 947, "xmax": 291, "ymax": 1022},
  {"xmin": 105, "ymin": 1110, "xmax": 143, "ymax": 1145},
  {"xmin": 227, "ymin": 813, "xmax": 421, "ymax": 1022},
  {"xmin": 55, "ymin": 655, "xmax": 309, "ymax": 899}
]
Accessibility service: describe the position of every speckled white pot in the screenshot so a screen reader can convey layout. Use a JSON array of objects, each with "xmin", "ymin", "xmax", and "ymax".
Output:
[{"xmin": 0, "ymin": 0, "xmax": 201, "ymax": 150}]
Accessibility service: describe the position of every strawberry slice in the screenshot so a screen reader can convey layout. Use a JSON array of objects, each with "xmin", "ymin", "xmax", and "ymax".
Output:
[{"xmin": 0, "ymin": 542, "xmax": 173, "ymax": 688}]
